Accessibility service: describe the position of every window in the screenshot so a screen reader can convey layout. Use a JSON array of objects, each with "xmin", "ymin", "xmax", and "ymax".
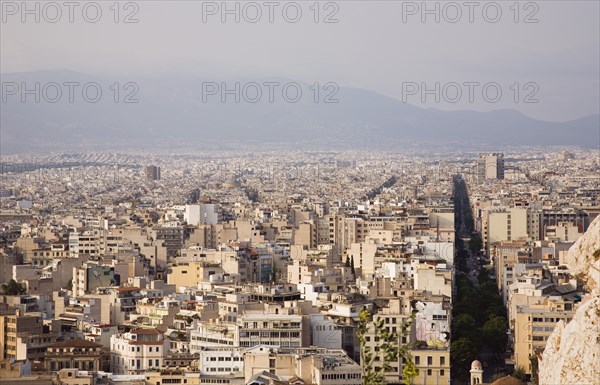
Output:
[
  {"xmin": 415, "ymin": 356, "xmax": 420, "ymax": 365},
  {"xmin": 427, "ymin": 356, "xmax": 433, "ymax": 365},
  {"xmin": 440, "ymin": 356, "xmax": 445, "ymax": 365},
  {"xmin": 427, "ymin": 369, "xmax": 432, "ymax": 376},
  {"xmin": 440, "ymin": 370, "xmax": 445, "ymax": 376}
]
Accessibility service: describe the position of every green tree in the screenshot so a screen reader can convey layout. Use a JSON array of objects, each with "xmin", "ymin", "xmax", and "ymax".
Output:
[
  {"xmin": 483, "ymin": 316, "xmax": 508, "ymax": 354},
  {"xmin": 475, "ymin": 281, "xmax": 506, "ymax": 324},
  {"xmin": 469, "ymin": 234, "xmax": 483, "ymax": 255},
  {"xmin": 529, "ymin": 355, "xmax": 539, "ymax": 384},
  {"xmin": 357, "ymin": 308, "xmax": 418, "ymax": 385},
  {"xmin": 346, "ymin": 255, "xmax": 351, "ymax": 267},
  {"xmin": 513, "ymin": 365, "xmax": 527, "ymax": 381},
  {"xmin": 477, "ymin": 268, "xmax": 491, "ymax": 284},
  {"xmin": 1, "ymin": 279, "xmax": 26, "ymax": 295},
  {"xmin": 350, "ymin": 255, "xmax": 356, "ymax": 276},
  {"xmin": 271, "ymin": 262, "xmax": 278, "ymax": 283},
  {"xmin": 452, "ymin": 314, "xmax": 478, "ymax": 342},
  {"xmin": 450, "ymin": 338, "xmax": 478, "ymax": 382}
]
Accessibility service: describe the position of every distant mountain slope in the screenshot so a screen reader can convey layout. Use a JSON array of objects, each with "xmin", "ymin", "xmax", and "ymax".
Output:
[{"xmin": 1, "ymin": 70, "xmax": 598, "ymax": 153}]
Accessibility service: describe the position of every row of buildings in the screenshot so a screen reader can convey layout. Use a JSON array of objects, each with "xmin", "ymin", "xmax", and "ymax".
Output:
[
  {"xmin": 466, "ymin": 151, "xmax": 599, "ymax": 377},
  {"xmin": 0, "ymin": 149, "xmax": 597, "ymax": 384},
  {"xmin": 0, "ymin": 150, "xmax": 461, "ymax": 385}
]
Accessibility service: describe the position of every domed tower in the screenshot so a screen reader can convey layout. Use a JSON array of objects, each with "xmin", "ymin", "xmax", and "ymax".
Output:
[{"xmin": 470, "ymin": 360, "xmax": 483, "ymax": 385}]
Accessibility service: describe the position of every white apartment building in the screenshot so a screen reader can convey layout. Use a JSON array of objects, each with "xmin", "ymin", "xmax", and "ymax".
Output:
[
  {"xmin": 237, "ymin": 312, "xmax": 304, "ymax": 348},
  {"xmin": 190, "ymin": 321, "xmax": 238, "ymax": 351},
  {"xmin": 310, "ymin": 314, "xmax": 342, "ymax": 349},
  {"xmin": 69, "ymin": 229, "xmax": 102, "ymax": 257},
  {"xmin": 110, "ymin": 328, "xmax": 169, "ymax": 374},
  {"xmin": 198, "ymin": 347, "xmax": 245, "ymax": 377}
]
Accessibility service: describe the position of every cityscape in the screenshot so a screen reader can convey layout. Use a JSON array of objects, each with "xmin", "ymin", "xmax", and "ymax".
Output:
[
  {"xmin": 1, "ymin": 1, "xmax": 600, "ymax": 385},
  {"xmin": 0, "ymin": 149, "xmax": 598, "ymax": 385}
]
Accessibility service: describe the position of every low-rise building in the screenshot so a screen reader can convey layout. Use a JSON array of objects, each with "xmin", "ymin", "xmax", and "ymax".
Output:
[
  {"xmin": 110, "ymin": 328, "xmax": 169, "ymax": 374},
  {"xmin": 45, "ymin": 339, "xmax": 104, "ymax": 372}
]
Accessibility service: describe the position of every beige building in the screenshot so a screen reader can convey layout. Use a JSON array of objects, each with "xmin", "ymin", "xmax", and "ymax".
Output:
[
  {"xmin": 346, "ymin": 240, "xmax": 379, "ymax": 277},
  {"xmin": 483, "ymin": 208, "xmax": 540, "ymax": 252},
  {"xmin": 29, "ymin": 243, "xmax": 69, "ymax": 266},
  {"xmin": 513, "ymin": 297, "xmax": 578, "ymax": 375},
  {"xmin": 144, "ymin": 369, "xmax": 201, "ymax": 385},
  {"xmin": 45, "ymin": 339, "xmax": 104, "ymax": 372},
  {"xmin": 328, "ymin": 215, "xmax": 368, "ymax": 253},
  {"xmin": 0, "ymin": 358, "xmax": 31, "ymax": 379},
  {"xmin": 244, "ymin": 346, "xmax": 362, "ymax": 385},
  {"xmin": 411, "ymin": 347, "xmax": 450, "ymax": 385},
  {"xmin": 491, "ymin": 241, "xmax": 531, "ymax": 297},
  {"xmin": 363, "ymin": 298, "xmax": 413, "ymax": 384},
  {"xmin": 0, "ymin": 310, "xmax": 50, "ymax": 361},
  {"xmin": 414, "ymin": 265, "xmax": 452, "ymax": 298},
  {"xmin": 544, "ymin": 222, "xmax": 582, "ymax": 242},
  {"xmin": 476, "ymin": 153, "xmax": 504, "ymax": 181},
  {"xmin": 167, "ymin": 261, "xmax": 226, "ymax": 289},
  {"xmin": 55, "ymin": 369, "xmax": 94, "ymax": 385},
  {"xmin": 292, "ymin": 222, "xmax": 317, "ymax": 249}
]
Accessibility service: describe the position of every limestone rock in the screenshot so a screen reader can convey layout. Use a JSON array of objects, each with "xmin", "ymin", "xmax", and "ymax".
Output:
[
  {"xmin": 540, "ymin": 216, "xmax": 600, "ymax": 385},
  {"xmin": 562, "ymin": 215, "xmax": 600, "ymax": 295},
  {"xmin": 539, "ymin": 296, "xmax": 600, "ymax": 385}
]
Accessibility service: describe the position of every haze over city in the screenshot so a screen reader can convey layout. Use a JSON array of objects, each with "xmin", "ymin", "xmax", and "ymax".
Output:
[{"xmin": 2, "ymin": 1, "xmax": 600, "ymax": 154}]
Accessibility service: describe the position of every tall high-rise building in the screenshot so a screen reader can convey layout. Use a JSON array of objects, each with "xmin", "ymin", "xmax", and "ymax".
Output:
[
  {"xmin": 145, "ymin": 165, "xmax": 161, "ymax": 181},
  {"xmin": 476, "ymin": 153, "xmax": 504, "ymax": 181}
]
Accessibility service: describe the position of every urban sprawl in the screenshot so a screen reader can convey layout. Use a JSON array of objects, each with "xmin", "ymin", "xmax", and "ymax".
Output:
[{"xmin": 0, "ymin": 149, "xmax": 598, "ymax": 385}]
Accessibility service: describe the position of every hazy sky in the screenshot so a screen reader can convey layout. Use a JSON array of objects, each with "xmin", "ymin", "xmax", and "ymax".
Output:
[{"xmin": 2, "ymin": 0, "xmax": 599, "ymax": 121}]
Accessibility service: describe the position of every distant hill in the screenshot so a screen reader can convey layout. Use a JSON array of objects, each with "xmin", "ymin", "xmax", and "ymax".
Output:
[{"xmin": 2, "ymin": 70, "xmax": 598, "ymax": 153}]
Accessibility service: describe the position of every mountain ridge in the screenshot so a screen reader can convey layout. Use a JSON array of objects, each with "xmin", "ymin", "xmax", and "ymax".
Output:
[{"xmin": 2, "ymin": 70, "xmax": 598, "ymax": 153}]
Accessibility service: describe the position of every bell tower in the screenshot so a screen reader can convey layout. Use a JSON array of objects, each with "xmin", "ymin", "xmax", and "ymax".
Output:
[{"xmin": 470, "ymin": 360, "xmax": 483, "ymax": 385}]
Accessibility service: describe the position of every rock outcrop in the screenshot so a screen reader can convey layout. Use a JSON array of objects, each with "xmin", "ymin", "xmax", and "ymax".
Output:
[{"xmin": 539, "ymin": 216, "xmax": 600, "ymax": 385}]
